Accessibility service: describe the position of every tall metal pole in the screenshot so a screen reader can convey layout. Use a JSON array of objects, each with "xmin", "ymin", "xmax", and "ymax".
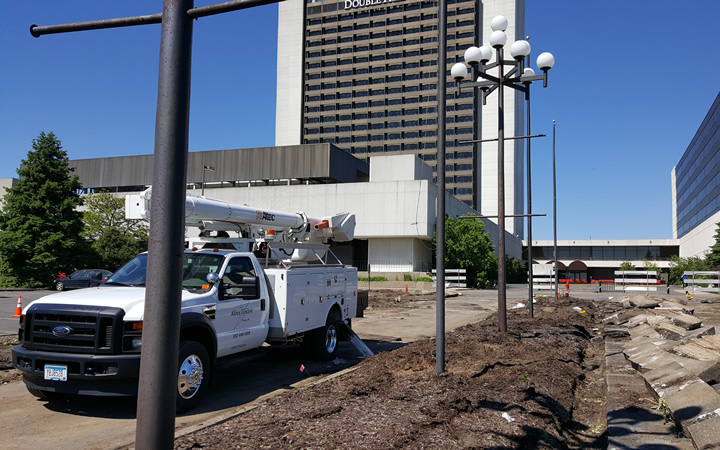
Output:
[
  {"xmin": 525, "ymin": 80, "xmax": 533, "ymax": 318},
  {"xmin": 136, "ymin": 0, "xmax": 194, "ymax": 448},
  {"xmin": 496, "ymin": 46, "xmax": 507, "ymax": 333},
  {"xmin": 552, "ymin": 120, "xmax": 558, "ymax": 300},
  {"xmin": 435, "ymin": 0, "xmax": 447, "ymax": 374}
]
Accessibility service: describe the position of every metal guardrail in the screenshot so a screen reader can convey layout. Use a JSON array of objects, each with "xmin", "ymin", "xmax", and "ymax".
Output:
[
  {"xmin": 431, "ymin": 268, "xmax": 466, "ymax": 288},
  {"xmin": 682, "ymin": 271, "xmax": 720, "ymax": 294}
]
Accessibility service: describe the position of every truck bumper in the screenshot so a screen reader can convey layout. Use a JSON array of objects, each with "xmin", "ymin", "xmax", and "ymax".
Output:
[{"xmin": 12, "ymin": 346, "xmax": 141, "ymax": 396}]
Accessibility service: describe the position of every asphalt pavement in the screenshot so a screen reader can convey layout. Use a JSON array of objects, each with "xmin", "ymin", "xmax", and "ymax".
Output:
[{"xmin": 0, "ymin": 290, "xmax": 53, "ymax": 335}]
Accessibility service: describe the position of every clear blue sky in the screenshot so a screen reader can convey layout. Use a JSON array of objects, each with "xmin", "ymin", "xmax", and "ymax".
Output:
[{"xmin": 2, "ymin": 1, "xmax": 720, "ymax": 242}]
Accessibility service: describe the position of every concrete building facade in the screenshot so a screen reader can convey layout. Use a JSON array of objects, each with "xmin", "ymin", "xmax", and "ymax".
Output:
[
  {"xmin": 673, "ymin": 92, "xmax": 720, "ymax": 258},
  {"xmin": 63, "ymin": 146, "xmax": 521, "ymax": 274},
  {"xmin": 275, "ymin": 0, "xmax": 527, "ymax": 237}
]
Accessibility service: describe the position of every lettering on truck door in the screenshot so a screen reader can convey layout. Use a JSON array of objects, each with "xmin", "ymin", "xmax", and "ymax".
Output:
[{"xmin": 216, "ymin": 256, "xmax": 268, "ymax": 356}]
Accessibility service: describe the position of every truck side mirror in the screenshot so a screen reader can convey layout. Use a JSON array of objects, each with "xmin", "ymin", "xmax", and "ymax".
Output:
[
  {"xmin": 222, "ymin": 276, "xmax": 260, "ymax": 300},
  {"xmin": 206, "ymin": 273, "xmax": 220, "ymax": 285}
]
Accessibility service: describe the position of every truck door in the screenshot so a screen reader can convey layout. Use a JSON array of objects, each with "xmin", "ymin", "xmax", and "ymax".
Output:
[{"xmin": 215, "ymin": 256, "xmax": 268, "ymax": 357}]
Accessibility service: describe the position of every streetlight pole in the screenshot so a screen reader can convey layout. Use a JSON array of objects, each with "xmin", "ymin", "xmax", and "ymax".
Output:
[
  {"xmin": 553, "ymin": 120, "xmax": 558, "ymax": 300},
  {"xmin": 524, "ymin": 46, "xmax": 533, "ymax": 318},
  {"xmin": 451, "ymin": 15, "xmax": 554, "ymax": 332},
  {"xmin": 201, "ymin": 164, "xmax": 215, "ymax": 197}
]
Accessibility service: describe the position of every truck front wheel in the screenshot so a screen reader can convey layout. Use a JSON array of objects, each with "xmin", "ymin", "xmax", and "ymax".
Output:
[
  {"xmin": 176, "ymin": 340, "xmax": 210, "ymax": 413},
  {"xmin": 311, "ymin": 318, "xmax": 339, "ymax": 361}
]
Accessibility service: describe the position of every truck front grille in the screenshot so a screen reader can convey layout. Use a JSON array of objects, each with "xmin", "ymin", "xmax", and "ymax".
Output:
[{"xmin": 23, "ymin": 304, "xmax": 125, "ymax": 354}]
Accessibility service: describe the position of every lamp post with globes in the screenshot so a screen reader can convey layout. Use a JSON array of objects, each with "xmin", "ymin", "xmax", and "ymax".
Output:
[{"xmin": 450, "ymin": 15, "xmax": 554, "ymax": 332}]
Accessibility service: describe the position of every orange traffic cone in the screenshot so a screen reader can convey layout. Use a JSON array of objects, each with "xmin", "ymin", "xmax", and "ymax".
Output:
[{"xmin": 12, "ymin": 295, "xmax": 22, "ymax": 318}]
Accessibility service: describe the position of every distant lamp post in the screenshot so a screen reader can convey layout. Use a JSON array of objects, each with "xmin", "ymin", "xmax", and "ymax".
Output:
[
  {"xmin": 201, "ymin": 165, "xmax": 215, "ymax": 197},
  {"xmin": 451, "ymin": 15, "xmax": 554, "ymax": 332}
]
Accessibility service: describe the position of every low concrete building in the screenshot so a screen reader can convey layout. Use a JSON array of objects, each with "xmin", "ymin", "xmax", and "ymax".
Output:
[{"xmin": 66, "ymin": 144, "xmax": 520, "ymax": 273}]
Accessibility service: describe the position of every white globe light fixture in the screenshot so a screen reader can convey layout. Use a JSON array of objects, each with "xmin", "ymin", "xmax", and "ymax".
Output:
[
  {"xmin": 537, "ymin": 52, "xmax": 555, "ymax": 71},
  {"xmin": 509, "ymin": 40, "xmax": 531, "ymax": 60},
  {"xmin": 463, "ymin": 46, "xmax": 482, "ymax": 65},
  {"xmin": 451, "ymin": 63, "xmax": 468, "ymax": 81},
  {"xmin": 478, "ymin": 45, "xmax": 493, "ymax": 63},
  {"xmin": 489, "ymin": 30, "xmax": 507, "ymax": 49},
  {"xmin": 490, "ymin": 15, "xmax": 508, "ymax": 31}
]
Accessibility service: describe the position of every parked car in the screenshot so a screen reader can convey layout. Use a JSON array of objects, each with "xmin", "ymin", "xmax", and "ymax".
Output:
[{"xmin": 53, "ymin": 269, "xmax": 112, "ymax": 291}]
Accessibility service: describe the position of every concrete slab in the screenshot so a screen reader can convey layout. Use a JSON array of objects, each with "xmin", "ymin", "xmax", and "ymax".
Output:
[
  {"xmin": 684, "ymin": 413, "xmax": 720, "ymax": 450},
  {"xmin": 674, "ymin": 335, "xmax": 720, "ymax": 362},
  {"xmin": 630, "ymin": 295, "xmax": 660, "ymax": 308},
  {"xmin": 641, "ymin": 351, "xmax": 720, "ymax": 381},
  {"xmin": 659, "ymin": 300, "xmax": 693, "ymax": 313},
  {"xmin": 626, "ymin": 313, "xmax": 650, "ymax": 328},
  {"xmin": 644, "ymin": 362, "xmax": 696, "ymax": 396},
  {"xmin": 606, "ymin": 341, "xmax": 633, "ymax": 371},
  {"xmin": 647, "ymin": 314, "xmax": 671, "ymax": 327},
  {"xmin": 667, "ymin": 311, "xmax": 703, "ymax": 330},
  {"xmin": 602, "ymin": 309, "xmax": 639, "ymax": 325},
  {"xmin": 627, "ymin": 323, "xmax": 663, "ymax": 340},
  {"xmin": 656, "ymin": 322, "xmax": 687, "ymax": 340},
  {"xmin": 657, "ymin": 379, "xmax": 720, "ymax": 425},
  {"xmin": 680, "ymin": 325, "xmax": 716, "ymax": 344},
  {"xmin": 623, "ymin": 338, "xmax": 675, "ymax": 357}
]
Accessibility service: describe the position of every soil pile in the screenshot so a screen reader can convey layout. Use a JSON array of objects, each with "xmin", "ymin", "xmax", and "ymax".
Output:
[{"xmin": 175, "ymin": 295, "xmax": 607, "ymax": 449}]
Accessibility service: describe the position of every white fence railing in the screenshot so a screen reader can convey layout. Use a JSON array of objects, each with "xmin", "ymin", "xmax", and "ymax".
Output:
[
  {"xmin": 532, "ymin": 264, "xmax": 556, "ymax": 290},
  {"xmin": 431, "ymin": 269, "xmax": 466, "ymax": 288},
  {"xmin": 683, "ymin": 271, "xmax": 720, "ymax": 294},
  {"xmin": 614, "ymin": 270, "xmax": 658, "ymax": 292}
]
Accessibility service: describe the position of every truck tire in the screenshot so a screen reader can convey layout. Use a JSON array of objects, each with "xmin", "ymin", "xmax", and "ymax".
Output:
[
  {"xmin": 311, "ymin": 318, "xmax": 339, "ymax": 361},
  {"xmin": 55, "ymin": 281, "xmax": 64, "ymax": 291},
  {"xmin": 176, "ymin": 340, "xmax": 210, "ymax": 413}
]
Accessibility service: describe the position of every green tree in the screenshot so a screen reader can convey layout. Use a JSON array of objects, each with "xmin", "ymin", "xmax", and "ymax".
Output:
[
  {"xmin": 668, "ymin": 255, "xmax": 709, "ymax": 285},
  {"xmin": 82, "ymin": 191, "xmax": 148, "ymax": 270},
  {"xmin": 619, "ymin": 261, "xmax": 635, "ymax": 271},
  {"xmin": 643, "ymin": 258, "xmax": 661, "ymax": 275},
  {"xmin": 435, "ymin": 215, "xmax": 497, "ymax": 288},
  {"xmin": 0, "ymin": 132, "xmax": 87, "ymax": 287},
  {"xmin": 706, "ymin": 223, "xmax": 720, "ymax": 269},
  {"xmin": 506, "ymin": 257, "xmax": 527, "ymax": 283}
]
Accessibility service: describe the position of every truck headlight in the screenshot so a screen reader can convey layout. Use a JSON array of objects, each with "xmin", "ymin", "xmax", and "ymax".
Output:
[{"xmin": 130, "ymin": 337, "xmax": 142, "ymax": 350}]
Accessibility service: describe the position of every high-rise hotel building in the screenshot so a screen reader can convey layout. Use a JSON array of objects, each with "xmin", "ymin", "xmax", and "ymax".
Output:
[{"xmin": 276, "ymin": 0, "xmax": 527, "ymax": 237}]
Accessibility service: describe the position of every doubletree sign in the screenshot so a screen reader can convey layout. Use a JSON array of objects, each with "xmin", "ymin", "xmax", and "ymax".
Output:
[{"xmin": 344, "ymin": 0, "xmax": 401, "ymax": 10}]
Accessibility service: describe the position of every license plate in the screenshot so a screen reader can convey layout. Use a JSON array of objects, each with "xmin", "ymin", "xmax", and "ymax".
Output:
[{"xmin": 44, "ymin": 365, "xmax": 67, "ymax": 381}]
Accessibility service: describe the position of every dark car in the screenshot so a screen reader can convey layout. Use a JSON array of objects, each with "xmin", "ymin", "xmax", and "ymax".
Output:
[{"xmin": 53, "ymin": 269, "xmax": 112, "ymax": 291}]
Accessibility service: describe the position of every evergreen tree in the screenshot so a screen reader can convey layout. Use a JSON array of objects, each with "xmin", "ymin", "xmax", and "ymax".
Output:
[
  {"xmin": 0, "ymin": 132, "xmax": 87, "ymax": 287},
  {"xmin": 706, "ymin": 223, "xmax": 720, "ymax": 269}
]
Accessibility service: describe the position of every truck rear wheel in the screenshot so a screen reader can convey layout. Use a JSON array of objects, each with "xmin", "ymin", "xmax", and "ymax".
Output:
[
  {"xmin": 176, "ymin": 340, "xmax": 210, "ymax": 413},
  {"xmin": 311, "ymin": 318, "xmax": 339, "ymax": 361}
]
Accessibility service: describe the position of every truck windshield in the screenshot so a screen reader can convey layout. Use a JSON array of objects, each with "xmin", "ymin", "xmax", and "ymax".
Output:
[
  {"xmin": 181, "ymin": 253, "xmax": 225, "ymax": 289},
  {"xmin": 104, "ymin": 253, "xmax": 226, "ymax": 289}
]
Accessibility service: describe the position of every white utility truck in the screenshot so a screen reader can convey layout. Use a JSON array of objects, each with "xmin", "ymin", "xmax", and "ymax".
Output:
[{"xmin": 12, "ymin": 188, "xmax": 366, "ymax": 411}]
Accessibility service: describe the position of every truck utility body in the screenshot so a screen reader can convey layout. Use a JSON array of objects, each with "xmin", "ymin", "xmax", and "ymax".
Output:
[{"xmin": 13, "ymin": 189, "xmax": 364, "ymax": 411}]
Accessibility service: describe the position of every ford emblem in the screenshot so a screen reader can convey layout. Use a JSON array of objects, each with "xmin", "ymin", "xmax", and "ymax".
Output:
[{"xmin": 52, "ymin": 326, "xmax": 73, "ymax": 336}]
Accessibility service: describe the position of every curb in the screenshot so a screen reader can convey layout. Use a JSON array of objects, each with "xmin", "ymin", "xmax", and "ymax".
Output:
[{"xmin": 115, "ymin": 367, "xmax": 358, "ymax": 449}]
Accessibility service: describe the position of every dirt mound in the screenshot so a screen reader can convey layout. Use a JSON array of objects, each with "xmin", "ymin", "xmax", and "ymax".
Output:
[{"xmin": 175, "ymin": 296, "xmax": 607, "ymax": 449}]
